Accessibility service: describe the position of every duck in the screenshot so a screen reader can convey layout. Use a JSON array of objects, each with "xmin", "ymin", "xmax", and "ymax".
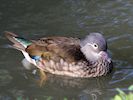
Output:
[{"xmin": 5, "ymin": 31, "xmax": 113, "ymax": 78}]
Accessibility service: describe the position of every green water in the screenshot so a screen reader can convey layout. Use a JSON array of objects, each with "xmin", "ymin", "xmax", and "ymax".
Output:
[{"xmin": 0, "ymin": 0, "xmax": 133, "ymax": 100}]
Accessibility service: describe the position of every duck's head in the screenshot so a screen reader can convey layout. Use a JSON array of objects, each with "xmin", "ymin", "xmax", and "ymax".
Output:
[{"xmin": 80, "ymin": 33, "xmax": 111, "ymax": 63}]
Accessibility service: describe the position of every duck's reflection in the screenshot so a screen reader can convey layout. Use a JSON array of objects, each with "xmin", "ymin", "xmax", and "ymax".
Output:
[
  {"xmin": 21, "ymin": 66, "xmax": 111, "ymax": 100},
  {"xmin": 0, "ymin": 66, "xmax": 112, "ymax": 100}
]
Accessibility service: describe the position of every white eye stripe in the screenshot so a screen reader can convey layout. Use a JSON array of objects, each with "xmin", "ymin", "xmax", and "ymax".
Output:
[
  {"xmin": 86, "ymin": 43, "xmax": 98, "ymax": 50},
  {"xmin": 86, "ymin": 43, "xmax": 98, "ymax": 49},
  {"xmin": 86, "ymin": 43, "xmax": 92, "ymax": 46}
]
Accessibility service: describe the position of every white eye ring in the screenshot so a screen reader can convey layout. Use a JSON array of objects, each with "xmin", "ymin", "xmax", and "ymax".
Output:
[{"xmin": 93, "ymin": 43, "xmax": 98, "ymax": 48}]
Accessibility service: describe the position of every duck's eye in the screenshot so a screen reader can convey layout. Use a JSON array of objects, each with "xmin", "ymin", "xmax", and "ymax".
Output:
[{"xmin": 93, "ymin": 43, "xmax": 98, "ymax": 48}]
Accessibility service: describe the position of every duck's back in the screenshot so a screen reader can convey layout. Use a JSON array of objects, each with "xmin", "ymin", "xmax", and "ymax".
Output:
[{"xmin": 26, "ymin": 36, "xmax": 86, "ymax": 63}]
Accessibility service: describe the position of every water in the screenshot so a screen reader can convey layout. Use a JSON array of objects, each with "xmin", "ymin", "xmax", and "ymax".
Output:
[{"xmin": 0, "ymin": 0, "xmax": 133, "ymax": 100}]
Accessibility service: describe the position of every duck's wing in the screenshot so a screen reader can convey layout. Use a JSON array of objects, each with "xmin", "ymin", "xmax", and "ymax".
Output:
[
  {"xmin": 26, "ymin": 36, "xmax": 85, "ymax": 63},
  {"xmin": 5, "ymin": 31, "xmax": 86, "ymax": 63}
]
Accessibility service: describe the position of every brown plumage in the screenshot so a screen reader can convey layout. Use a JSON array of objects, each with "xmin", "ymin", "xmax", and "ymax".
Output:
[
  {"xmin": 26, "ymin": 36, "xmax": 85, "ymax": 63},
  {"xmin": 5, "ymin": 31, "xmax": 113, "ymax": 78}
]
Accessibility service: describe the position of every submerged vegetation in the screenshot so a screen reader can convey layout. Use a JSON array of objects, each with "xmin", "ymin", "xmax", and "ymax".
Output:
[
  {"xmin": 112, "ymin": 85, "xmax": 133, "ymax": 100},
  {"xmin": 16, "ymin": 96, "xmax": 72, "ymax": 100},
  {"xmin": 15, "ymin": 85, "xmax": 133, "ymax": 100}
]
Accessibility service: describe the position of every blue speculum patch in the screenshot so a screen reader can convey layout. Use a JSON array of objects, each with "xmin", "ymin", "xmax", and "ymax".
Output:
[{"xmin": 30, "ymin": 55, "xmax": 41, "ymax": 61}]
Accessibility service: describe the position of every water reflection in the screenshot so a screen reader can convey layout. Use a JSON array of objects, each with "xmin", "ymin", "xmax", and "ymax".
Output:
[
  {"xmin": 0, "ymin": 69, "xmax": 12, "ymax": 86},
  {"xmin": 0, "ymin": 68, "xmax": 112, "ymax": 100}
]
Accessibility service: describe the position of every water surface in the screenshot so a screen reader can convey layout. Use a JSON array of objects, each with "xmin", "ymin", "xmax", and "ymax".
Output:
[{"xmin": 0, "ymin": 0, "xmax": 133, "ymax": 100}]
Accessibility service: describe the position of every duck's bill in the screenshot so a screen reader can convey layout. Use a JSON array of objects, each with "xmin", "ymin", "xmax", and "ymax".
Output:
[{"xmin": 99, "ymin": 51, "xmax": 111, "ymax": 63}]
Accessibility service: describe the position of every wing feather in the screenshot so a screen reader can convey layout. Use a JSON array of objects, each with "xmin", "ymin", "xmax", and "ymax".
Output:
[{"xmin": 26, "ymin": 36, "xmax": 85, "ymax": 63}]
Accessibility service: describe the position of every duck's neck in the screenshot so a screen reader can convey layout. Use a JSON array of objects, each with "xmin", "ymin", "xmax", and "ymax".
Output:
[{"xmin": 80, "ymin": 46, "xmax": 100, "ymax": 63}]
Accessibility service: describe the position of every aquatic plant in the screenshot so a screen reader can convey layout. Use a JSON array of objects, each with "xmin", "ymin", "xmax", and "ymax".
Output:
[{"xmin": 112, "ymin": 85, "xmax": 133, "ymax": 100}]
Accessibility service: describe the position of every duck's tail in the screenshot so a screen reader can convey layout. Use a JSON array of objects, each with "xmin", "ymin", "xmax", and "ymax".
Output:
[{"xmin": 5, "ymin": 31, "xmax": 32, "ymax": 51}]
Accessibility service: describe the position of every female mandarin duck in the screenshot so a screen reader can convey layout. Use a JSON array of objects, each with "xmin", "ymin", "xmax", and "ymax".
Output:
[{"xmin": 5, "ymin": 31, "xmax": 113, "ymax": 78}]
